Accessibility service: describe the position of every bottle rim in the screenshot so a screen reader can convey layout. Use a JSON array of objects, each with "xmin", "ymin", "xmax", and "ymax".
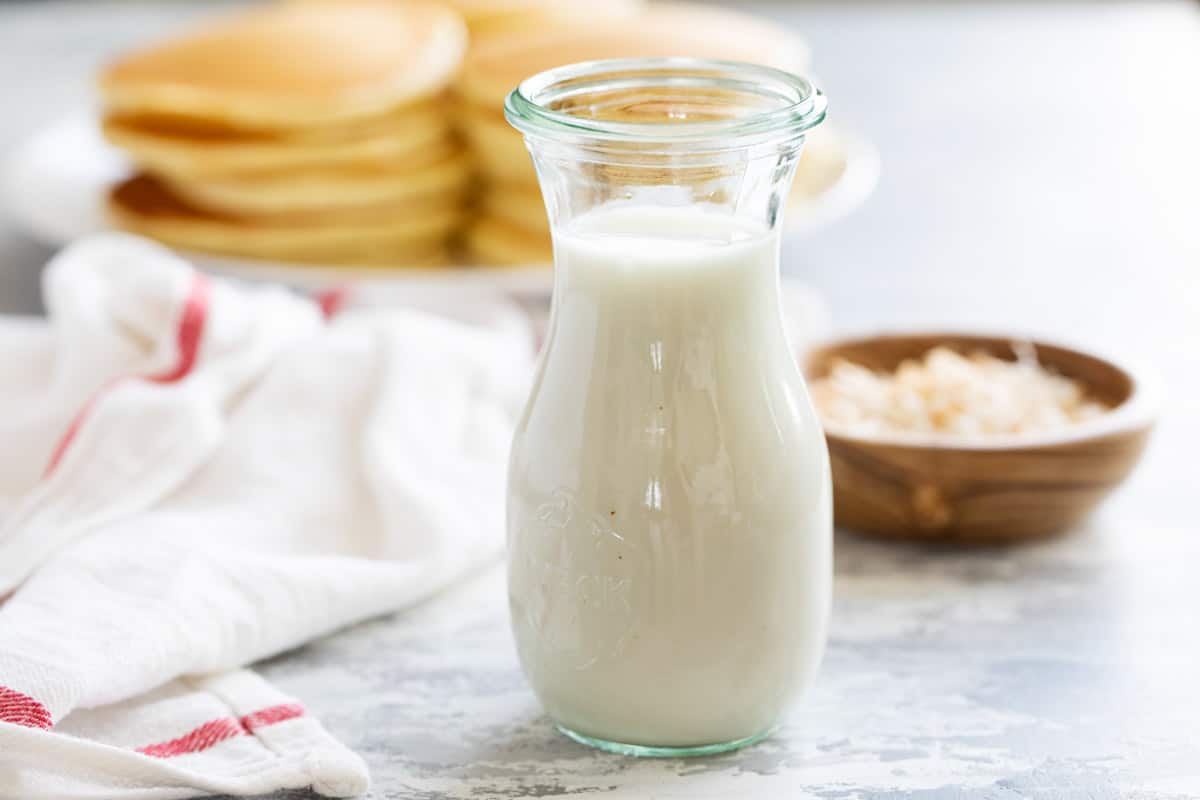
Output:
[{"xmin": 504, "ymin": 57, "xmax": 827, "ymax": 151}]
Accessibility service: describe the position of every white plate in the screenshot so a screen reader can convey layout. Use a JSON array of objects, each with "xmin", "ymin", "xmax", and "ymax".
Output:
[{"xmin": 2, "ymin": 112, "xmax": 878, "ymax": 294}]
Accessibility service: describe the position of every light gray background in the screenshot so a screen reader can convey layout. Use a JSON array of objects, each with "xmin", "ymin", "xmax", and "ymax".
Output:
[{"xmin": 1, "ymin": 2, "xmax": 1198, "ymax": 798}]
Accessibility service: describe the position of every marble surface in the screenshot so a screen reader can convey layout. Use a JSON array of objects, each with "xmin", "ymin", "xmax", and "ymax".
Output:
[
  {"xmin": 248, "ymin": 519, "xmax": 1200, "ymax": 799},
  {"xmin": 1, "ymin": 1, "xmax": 1199, "ymax": 798}
]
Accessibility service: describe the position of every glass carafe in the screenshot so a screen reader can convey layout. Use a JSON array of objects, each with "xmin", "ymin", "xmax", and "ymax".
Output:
[{"xmin": 504, "ymin": 58, "xmax": 831, "ymax": 757}]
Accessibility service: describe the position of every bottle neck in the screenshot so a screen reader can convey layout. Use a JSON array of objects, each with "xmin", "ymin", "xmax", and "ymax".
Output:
[{"xmin": 529, "ymin": 146, "xmax": 803, "ymax": 239}]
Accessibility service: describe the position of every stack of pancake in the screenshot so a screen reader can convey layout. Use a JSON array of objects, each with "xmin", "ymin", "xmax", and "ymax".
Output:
[
  {"xmin": 455, "ymin": 2, "xmax": 811, "ymax": 266},
  {"xmin": 100, "ymin": 1, "xmax": 469, "ymax": 267}
]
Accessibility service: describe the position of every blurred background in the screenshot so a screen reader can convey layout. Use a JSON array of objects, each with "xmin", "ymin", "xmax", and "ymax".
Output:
[
  {"xmin": 2, "ymin": 1, "xmax": 1196, "ymax": 329},
  {"xmin": 0, "ymin": 0, "xmax": 1196, "ymax": 502}
]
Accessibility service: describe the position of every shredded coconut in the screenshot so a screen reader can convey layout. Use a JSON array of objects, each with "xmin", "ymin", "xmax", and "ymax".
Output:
[{"xmin": 811, "ymin": 345, "xmax": 1108, "ymax": 438}]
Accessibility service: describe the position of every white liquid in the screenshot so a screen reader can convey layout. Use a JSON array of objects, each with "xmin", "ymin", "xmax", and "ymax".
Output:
[{"xmin": 507, "ymin": 205, "xmax": 831, "ymax": 748}]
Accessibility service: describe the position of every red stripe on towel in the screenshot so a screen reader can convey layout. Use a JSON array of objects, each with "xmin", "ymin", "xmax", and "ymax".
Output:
[
  {"xmin": 314, "ymin": 286, "xmax": 350, "ymax": 319},
  {"xmin": 147, "ymin": 273, "xmax": 210, "ymax": 384},
  {"xmin": 39, "ymin": 375, "xmax": 119, "ymax": 479},
  {"xmin": 136, "ymin": 703, "xmax": 306, "ymax": 759},
  {"xmin": 42, "ymin": 273, "xmax": 212, "ymax": 477},
  {"xmin": 136, "ymin": 717, "xmax": 243, "ymax": 758},
  {"xmin": 0, "ymin": 686, "xmax": 53, "ymax": 729},
  {"xmin": 240, "ymin": 702, "xmax": 305, "ymax": 731}
]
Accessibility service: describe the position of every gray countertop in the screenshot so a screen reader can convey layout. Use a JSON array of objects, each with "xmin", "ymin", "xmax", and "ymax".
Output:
[{"xmin": 2, "ymin": 2, "xmax": 1199, "ymax": 798}]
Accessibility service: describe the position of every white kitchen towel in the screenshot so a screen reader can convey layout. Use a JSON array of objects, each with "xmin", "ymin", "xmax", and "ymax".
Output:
[{"xmin": 0, "ymin": 235, "xmax": 533, "ymax": 799}]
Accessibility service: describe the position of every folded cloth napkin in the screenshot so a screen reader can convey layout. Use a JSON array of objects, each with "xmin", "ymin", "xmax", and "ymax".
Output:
[{"xmin": 0, "ymin": 235, "xmax": 533, "ymax": 799}]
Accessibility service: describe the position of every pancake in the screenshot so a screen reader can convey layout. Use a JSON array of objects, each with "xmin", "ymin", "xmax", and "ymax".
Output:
[
  {"xmin": 103, "ymin": 98, "xmax": 450, "ymax": 142},
  {"xmin": 458, "ymin": 106, "xmax": 537, "ymax": 185},
  {"xmin": 457, "ymin": 2, "xmax": 810, "ymax": 111},
  {"xmin": 109, "ymin": 174, "xmax": 461, "ymax": 264},
  {"xmin": 465, "ymin": 215, "xmax": 553, "ymax": 266},
  {"xmin": 439, "ymin": 0, "xmax": 643, "ymax": 36},
  {"xmin": 481, "ymin": 183, "xmax": 549, "ymax": 233},
  {"xmin": 100, "ymin": 2, "xmax": 467, "ymax": 129},
  {"xmin": 102, "ymin": 107, "xmax": 451, "ymax": 177},
  {"xmin": 164, "ymin": 145, "xmax": 472, "ymax": 216}
]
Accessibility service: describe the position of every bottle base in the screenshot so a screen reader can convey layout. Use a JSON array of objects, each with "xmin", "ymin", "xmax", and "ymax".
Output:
[{"xmin": 556, "ymin": 724, "xmax": 774, "ymax": 758}]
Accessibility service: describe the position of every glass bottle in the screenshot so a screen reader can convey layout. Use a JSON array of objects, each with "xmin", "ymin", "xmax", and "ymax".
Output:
[{"xmin": 504, "ymin": 58, "xmax": 831, "ymax": 757}]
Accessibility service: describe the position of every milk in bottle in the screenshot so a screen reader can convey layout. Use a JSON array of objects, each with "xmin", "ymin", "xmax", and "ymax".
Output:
[{"xmin": 505, "ymin": 58, "xmax": 831, "ymax": 755}]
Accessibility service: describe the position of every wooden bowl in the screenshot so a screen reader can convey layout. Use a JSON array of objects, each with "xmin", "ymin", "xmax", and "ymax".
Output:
[{"xmin": 802, "ymin": 333, "xmax": 1158, "ymax": 543}]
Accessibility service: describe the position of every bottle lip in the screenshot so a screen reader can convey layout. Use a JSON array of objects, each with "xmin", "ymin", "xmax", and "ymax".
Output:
[{"xmin": 505, "ymin": 57, "xmax": 827, "ymax": 150}]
